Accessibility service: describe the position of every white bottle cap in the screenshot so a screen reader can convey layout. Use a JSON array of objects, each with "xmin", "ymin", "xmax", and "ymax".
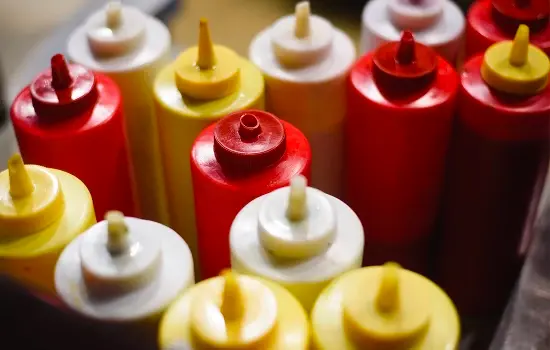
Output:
[
  {"xmin": 258, "ymin": 175, "xmax": 336, "ymax": 259},
  {"xmin": 270, "ymin": 1, "xmax": 334, "ymax": 68},
  {"xmin": 388, "ymin": 0, "xmax": 443, "ymax": 30},
  {"xmin": 55, "ymin": 212, "xmax": 194, "ymax": 321},
  {"xmin": 85, "ymin": 2, "xmax": 146, "ymax": 57}
]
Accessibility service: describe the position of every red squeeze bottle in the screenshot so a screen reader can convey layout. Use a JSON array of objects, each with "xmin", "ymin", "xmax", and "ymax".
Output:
[
  {"xmin": 10, "ymin": 54, "xmax": 135, "ymax": 219},
  {"xmin": 466, "ymin": 0, "xmax": 550, "ymax": 59},
  {"xmin": 437, "ymin": 25, "xmax": 550, "ymax": 316},
  {"xmin": 345, "ymin": 31, "xmax": 458, "ymax": 274},
  {"xmin": 190, "ymin": 110, "xmax": 311, "ymax": 279}
]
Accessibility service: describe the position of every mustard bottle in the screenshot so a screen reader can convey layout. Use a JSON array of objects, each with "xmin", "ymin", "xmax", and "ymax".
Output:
[
  {"xmin": 0, "ymin": 154, "xmax": 96, "ymax": 303},
  {"xmin": 311, "ymin": 262, "xmax": 460, "ymax": 349},
  {"xmin": 158, "ymin": 270, "xmax": 309, "ymax": 349}
]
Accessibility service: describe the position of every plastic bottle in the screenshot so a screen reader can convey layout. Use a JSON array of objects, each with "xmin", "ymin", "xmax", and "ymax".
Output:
[
  {"xmin": 230, "ymin": 175, "xmax": 363, "ymax": 312},
  {"xmin": 0, "ymin": 153, "xmax": 95, "ymax": 303},
  {"xmin": 191, "ymin": 110, "xmax": 311, "ymax": 279},
  {"xmin": 465, "ymin": 0, "xmax": 550, "ymax": 60},
  {"xmin": 249, "ymin": 1, "xmax": 355, "ymax": 198},
  {"xmin": 67, "ymin": 2, "xmax": 171, "ymax": 225},
  {"xmin": 437, "ymin": 25, "xmax": 550, "ymax": 317},
  {"xmin": 10, "ymin": 54, "xmax": 136, "ymax": 219},
  {"xmin": 154, "ymin": 19, "xmax": 264, "ymax": 276},
  {"xmin": 345, "ymin": 31, "xmax": 459, "ymax": 274},
  {"xmin": 311, "ymin": 262, "xmax": 460, "ymax": 349},
  {"xmin": 55, "ymin": 210, "xmax": 194, "ymax": 322},
  {"xmin": 360, "ymin": 0, "xmax": 464, "ymax": 64},
  {"xmin": 158, "ymin": 270, "xmax": 309, "ymax": 350}
]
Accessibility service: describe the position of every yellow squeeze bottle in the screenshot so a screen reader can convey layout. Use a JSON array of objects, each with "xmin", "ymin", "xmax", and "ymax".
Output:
[
  {"xmin": 153, "ymin": 19, "xmax": 264, "ymax": 276},
  {"xmin": 311, "ymin": 262, "xmax": 460, "ymax": 350},
  {"xmin": 158, "ymin": 270, "xmax": 309, "ymax": 350},
  {"xmin": 0, "ymin": 154, "xmax": 96, "ymax": 302}
]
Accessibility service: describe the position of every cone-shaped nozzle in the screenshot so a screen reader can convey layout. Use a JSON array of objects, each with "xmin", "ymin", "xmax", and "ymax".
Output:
[
  {"xmin": 8, "ymin": 154, "xmax": 34, "ymax": 198},
  {"xmin": 197, "ymin": 19, "xmax": 216, "ymax": 70}
]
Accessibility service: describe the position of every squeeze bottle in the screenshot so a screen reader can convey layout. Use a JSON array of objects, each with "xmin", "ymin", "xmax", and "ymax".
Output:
[
  {"xmin": 154, "ymin": 19, "xmax": 264, "ymax": 275},
  {"xmin": 230, "ymin": 175, "xmax": 363, "ymax": 312},
  {"xmin": 311, "ymin": 262, "xmax": 460, "ymax": 349},
  {"xmin": 437, "ymin": 25, "xmax": 550, "ymax": 317},
  {"xmin": 191, "ymin": 110, "xmax": 311, "ymax": 279},
  {"xmin": 158, "ymin": 270, "xmax": 309, "ymax": 350},
  {"xmin": 68, "ymin": 2, "xmax": 171, "ymax": 225},
  {"xmin": 360, "ymin": 0, "xmax": 464, "ymax": 64},
  {"xmin": 55, "ymin": 211, "xmax": 194, "ymax": 322},
  {"xmin": 466, "ymin": 0, "xmax": 550, "ymax": 60},
  {"xmin": 249, "ymin": 1, "xmax": 355, "ymax": 198},
  {"xmin": 10, "ymin": 54, "xmax": 135, "ymax": 219},
  {"xmin": 0, "ymin": 154, "xmax": 95, "ymax": 302},
  {"xmin": 345, "ymin": 31, "xmax": 458, "ymax": 274}
]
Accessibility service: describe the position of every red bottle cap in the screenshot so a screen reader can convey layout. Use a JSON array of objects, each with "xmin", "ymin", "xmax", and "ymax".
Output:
[
  {"xmin": 493, "ymin": 0, "xmax": 549, "ymax": 22},
  {"xmin": 213, "ymin": 110, "xmax": 287, "ymax": 173},
  {"xmin": 372, "ymin": 31, "xmax": 437, "ymax": 94},
  {"xmin": 30, "ymin": 54, "xmax": 97, "ymax": 118}
]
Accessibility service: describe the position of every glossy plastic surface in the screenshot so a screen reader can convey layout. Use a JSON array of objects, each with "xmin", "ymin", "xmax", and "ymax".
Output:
[
  {"xmin": 466, "ymin": 0, "xmax": 550, "ymax": 59},
  {"xmin": 345, "ymin": 35, "xmax": 458, "ymax": 274},
  {"xmin": 0, "ymin": 155, "xmax": 96, "ymax": 300},
  {"xmin": 158, "ymin": 272, "xmax": 309, "ymax": 350},
  {"xmin": 436, "ymin": 54, "xmax": 550, "ymax": 317},
  {"xmin": 311, "ymin": 263, "xmax": 460, "ymax": 349},
  {"xmin": 191, "ymin": 111, "xmax": 311, "ymax": 279},
  {"xmin": 154, "ymin": 21, "xmax": 264, "ymax": 278},
  {"xmin": 68, "ymin": 3, "xmax": 172, "ymax": 225},
  {"xmin": 249, "ymin": 1, "xmax": 356, "ymax": 198},
  {"xmin": 10, "ymin": 55, "xmax": 135, "ymax": 219}
]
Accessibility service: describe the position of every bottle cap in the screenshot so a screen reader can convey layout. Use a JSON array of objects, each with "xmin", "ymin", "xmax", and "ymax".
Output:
[
  {"xmin": 492, "ymin": 0, "xmax": 549, "ymax": 23},
  {"xmin": 258, "ymin": 175, "xmax": 336, "ymax": 259},
  {"xmin": 271, "ymin": 1, "xmax": 334, "ymax": 67},
  {"xmin": 85, "ymin": 2, "xmax": 147, "ymax": 57},
  {"xmin": 77, "ymin": 211, "xmax": 162, "ymax": 295},
  {"xmin": 190, "ymin": 270, "xmax": 278, "ymax": 348},
  {"xmin": 174, "ymin": 19, "xmax": 240, "ymax": 100},
  {"xmin": 30, "ymin": 54, "xmax": 97, "ymax": 118},
  {"xmin": 374, "ymin": 31, "xmax": 437, "ymax": 81},
  {"xmin": 481, "ymin": 24, "xmax": 550, "ymax": 95},
  {"xmin": 342, "ymin": 262, "xmax": 431, "ymax": 347},
  {"xmin": 388, "ymin": 0, "xmax": 444, "ymax": 30},
  {"xmin": 0, "ymin": 154, "xmax": 65, "ymax": 236},
  {"xmin": 213, "ymin": 110, "xmax": 287, "ymax": 173}
]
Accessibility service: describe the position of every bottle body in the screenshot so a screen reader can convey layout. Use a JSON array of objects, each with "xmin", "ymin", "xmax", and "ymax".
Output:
[
  {"xmin": 466, "ymin": 0, "xmax": 550, "ymax": 60},
  {"xmin": 437, "ymin": 55, "xmax": 550, "ymax": 316},
  {"xmin": 10, "ymin": 73, "xmax": 136, "ymax": 219},
  {"xmin": 360, "ymin": 0, "xmax": 465, "ymax": 63},
  {"xmin": 68, "ymin": 14, "xmax": 172, "ymax": 225},
  {"xmin": 191, "ymin": 120, "xmax": 311, "ymax": 279},
  {"xmin": 249, "ymin": 27, "xmax": 356, "ymax": 198},
  {"xmin": 153, "ymin": 59, "xmax": 264, "ymax": 276},
  {"xmin": 346, "ymin": 53, "xmax": 458, "ymax": 274}
]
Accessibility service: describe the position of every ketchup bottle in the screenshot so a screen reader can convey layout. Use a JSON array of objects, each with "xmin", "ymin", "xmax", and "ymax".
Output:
[
  {"xmin": 345, "ymin": 31, "xmax": 459, "ymax": 274},
  {"xmin": 437, "ymin": 25, "xmax": 550, "ymax": 317},
  {"xmin": 466, "ymin": 0, "xmax": 550, "ymax": 59},
  {"xmin": 10, "ymin": 54, "xmax": 136, "ymax": 219},
  {"xmin": 190, "ymin": 110, "xmax": 311, "ymax": 279}
]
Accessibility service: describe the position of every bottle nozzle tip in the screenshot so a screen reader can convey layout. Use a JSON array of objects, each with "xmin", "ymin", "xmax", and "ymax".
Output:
[
  {"xmin": 295, "ymin": 1, "xmax": 311, "ymax": 39},
  {"xmin": 221, "ymin": 269, "xmax": 244, "ymax": 321},
  {"xmin": 396, "ymin": 31, "xmax": 416, "ymax": 65},
  {"xmin": 197, "ymin": 18, "xmax": 216, "ymax": 70},
  {"xmin": 50, "ymin": 54, "xmax": 73, "ymax": 90},
  {"xmin": 376, "ymin": 262, "xmax": 401, "ymax": 313},
  {"xmin": 510, "ymin": 24, "xmax": 530, "ymax": 67},
  {"xmin": 105, "ymin": 210, "xmax": 129, "ymax": 254},
  {"xmin": 8, "ymin": 154, "xmax": 34, "ymax": 199},
  {"xmin": 105, "ymin": 2, "xmax": 123, "ymax": 29},
  {"xmin": 286, "ymin": 175, "xmax": 308, "ymax": 221}
]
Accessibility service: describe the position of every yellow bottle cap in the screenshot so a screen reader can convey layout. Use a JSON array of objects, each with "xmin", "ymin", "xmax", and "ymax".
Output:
[
  {"xmin": 342, "ymin": 263, "xmax": 431, "ymax": 348},
  {"xmin": 190, "ymin": 270, "xmax": 278, "ymax": 348},
  {"xmin": 174, "ymin": 19, "xmax": 241, "ymax": 100},
  {"xmin": 0, "ymin": 154, "xmax": 65, "ymax": 236},
  {"xmin": 481, "ymin": 24, "xmax": 550, "ymax": 95}
]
